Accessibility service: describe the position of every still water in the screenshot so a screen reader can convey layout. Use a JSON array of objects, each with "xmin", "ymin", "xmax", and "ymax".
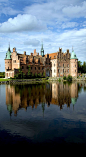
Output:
[{"xmin": 0, "ymin": 82, "xmax": 86, "ymax": 148}]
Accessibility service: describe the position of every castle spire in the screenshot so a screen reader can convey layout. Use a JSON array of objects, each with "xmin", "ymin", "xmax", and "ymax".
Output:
[
  {"xmin": 8, "ymin": 42, "xmax": 11, "ymax": 51},
  {"xmin": 41, "ymin": 39, "xmax": 44, "ymax": 57}
]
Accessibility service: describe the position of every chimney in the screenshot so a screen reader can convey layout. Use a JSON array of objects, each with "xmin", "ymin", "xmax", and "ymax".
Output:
[
  {"xmin": 13, "ymin": 47, "xmax": 16, "ymax": 52},
  {"xmin": 47, "ymin": 54, "xmax": 49, "ymax": 58},
  {"xmin": 31, "ymin": 53, "xmax": 33, "ymax": 56},
  {"xmin": 67, "ymin": 49, "xmax": 69, "ymax": 53},
  {"xmin": 34, "ymin": 49, "xmax": 36, "ymax": 54},
  {"xmin": 24, "ymin": 51, "xmax": 26, "ymax": 55}
]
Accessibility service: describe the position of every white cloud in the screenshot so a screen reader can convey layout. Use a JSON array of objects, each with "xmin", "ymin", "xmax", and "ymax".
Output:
[
  {"xmin": 61, "ymin": 22, "xmax": 79, "ymax": 29},
  {"xmin": 23, "ymin": 0, "xmax": 86, "ymax": 26},
  {"xmin": 62, "ymin": 1, "xmax": 86, "ymax": 18},
  {"xmin": 24, "ymin": 39, "xmax": 40, "ymax": 46},
  {"xmin": 0, "ymin": 14, "xmax": 47, "ymax": 33}
]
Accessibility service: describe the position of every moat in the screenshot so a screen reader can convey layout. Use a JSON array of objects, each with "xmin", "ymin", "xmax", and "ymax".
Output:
[{"xmin": 0, "ymin": 82, "xmax": 86, "ymax": 148}]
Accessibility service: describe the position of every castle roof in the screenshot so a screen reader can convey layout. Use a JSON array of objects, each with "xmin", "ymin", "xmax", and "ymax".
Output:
[
  {"xmin": 45, "ymin": 52, "xmax": 57, "ymax": 59},
  {"xmin": 70, "ymin": 50, "xmax": 77, "ymax": 59},
  {"xmin": 5, "ymin": 46, "xmax": 12, "ymax": 60}
]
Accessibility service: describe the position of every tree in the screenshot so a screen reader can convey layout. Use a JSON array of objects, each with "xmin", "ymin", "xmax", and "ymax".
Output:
[
  {"xmin": 28, "ymin": 65, "xmax": 31, "ymax": 78},
  {"xmin": 78, "ymin": 61, "xmax": 82, "ymax": 73},
  {"xmin": 82, "ymin": 61, "xmax": 86, "ymax": 73},
  {"xmin": 43, "ymin": 72, "xmax": 45, "ymax": 78}
]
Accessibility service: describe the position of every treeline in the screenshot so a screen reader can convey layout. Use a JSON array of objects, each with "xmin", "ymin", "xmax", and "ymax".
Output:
[
  {"xmin": 0, "ymin": 72, "xmax": 5, "ymax": 78},
  {"xmin": 78, "ymin": 61, "xmax": 86, "ymax": 73},
  {"xmin": 14, "ymin": 66, "xmax": 45, "ymax": 79}
]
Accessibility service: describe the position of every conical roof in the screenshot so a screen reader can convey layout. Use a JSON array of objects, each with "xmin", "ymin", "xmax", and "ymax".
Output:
[
  {"xmin": 5, "ymin": 46, "xmax": 12, "ymax": 59},
  {"xmin": 70, "ymin": 50, "xmax": 77, "ymax": 59}
]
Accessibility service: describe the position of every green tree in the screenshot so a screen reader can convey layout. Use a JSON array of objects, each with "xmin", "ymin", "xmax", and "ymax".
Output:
[
  {"xmin": 43, "ymin": 72, "xmax": 45, "ymax": 78},
  {"xmin": 35, "ymin": 73, "xmax": 37, "ymax": 78},
  {"xmin": 28, "ymin": 65, "xmax": 31, "ymax": 78},
  {"xmin": 78, "ymin": 61, "xmax": 82, "ymax": 73},
  {"xmin": 82, "ymin": 61, "xmax": 86, "ymax": 73},
  {"xmin": 67, "ymin": 75, "xmax": 72, "ymax": 82}
]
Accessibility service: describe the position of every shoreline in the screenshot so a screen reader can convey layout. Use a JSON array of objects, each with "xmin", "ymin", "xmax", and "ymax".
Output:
[{"xmin": 0, "ymin": 77, "xmax": 86, "ymax": 84}]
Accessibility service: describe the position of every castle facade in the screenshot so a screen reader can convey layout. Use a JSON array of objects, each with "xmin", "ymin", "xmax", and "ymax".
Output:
[{"xmin": 5, "ymin": 44, "xmax": 78, "ymax": 78}]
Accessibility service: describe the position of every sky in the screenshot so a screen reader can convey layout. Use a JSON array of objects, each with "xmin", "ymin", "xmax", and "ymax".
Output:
[{"xmin": 0, "ymin": 0, "xmax": 86, "ymax": 71}]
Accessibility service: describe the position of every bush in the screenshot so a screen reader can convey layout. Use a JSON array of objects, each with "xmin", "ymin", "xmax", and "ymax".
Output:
[
  {"xmin": 58, "ymin": 78, "xmax": 61, "ymax": 82},
  {"xmin": 63, "ymin": 76, "xmax": 67, "ymax": 80},
  {"xmin": 67, "ymin": 75, "xmax": 72, "ymax": 82}
]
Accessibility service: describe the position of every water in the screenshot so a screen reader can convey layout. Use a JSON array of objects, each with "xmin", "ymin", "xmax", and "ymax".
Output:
[{"xmin": 0, "ymin": 82, "xmax": 86, "ymax": 149}]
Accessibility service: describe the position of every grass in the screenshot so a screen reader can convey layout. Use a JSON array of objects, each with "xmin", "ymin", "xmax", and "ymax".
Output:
[{"xmin": 0, "ymin": 78, "xmax": 11, "ymax": 82}]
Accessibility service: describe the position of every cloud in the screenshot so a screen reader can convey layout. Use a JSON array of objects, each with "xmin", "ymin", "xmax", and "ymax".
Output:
[
  {"xmin": 62, "ymin": 1, "xmax": 86, "ymax": 18},
  {"xmin": 61, "ymin": 22, "xmax": 79, "ymax": 29},
  {"xmin": 23, "ymin": 0, "xmax": 86, "ymax": 25},
  {"xmin": 0, "ymin": 14, "xmax": 47, "ymax": 33},
  {"xmin": 24, "ymin": 39, "xmax": 40, "ymax": 47}
]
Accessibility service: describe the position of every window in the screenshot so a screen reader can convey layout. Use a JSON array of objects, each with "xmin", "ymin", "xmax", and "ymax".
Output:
[
  {"xmin": 13, "ymin": 60, "xmax": 16, "ymax": 63},
  {"xmin": 68, "ymin": 64, "xmax": 69, "ymax": 67},
  {"xmin": 63, "ymin": 69, "xmax": 64, "ymax": 73},
  {"xmin": 38, "ymin": 67, "xmax": 40, "ymax": 70},
  {"xmin": 35, "ymin": 67, "xmax": 36, "ymax": 70},
  {"xmin": 63, "ymin": 64, "xmax": 64, "ymax": 67},
  {"xmin": 54, "ymin": 69, "xmax": 55, "ymax": 73},
  {"xmin": 42, "ymin": 67, "xmax": 44, "ymax": 70},
  {"xmin": 54, "ymin": 56, "xmax": 55, "ymax": 58},
  {"xmin": 27, "ymin": 66, "xmax": 28, "ymax": 69},
  {"xmin": 58, "ymin": 69, "xmax": 60, "ymax": 73},
  {"xmin": 75, "ymin": 65, "xmax": 76, "ymax": 67},
  {"xmin": 75, "ymin": 70, "xmax": 76, "ymax": 72},
  {"xmin": 22, "ymin": 66, "xmax": 24, "ymax": 69},
  {"xmin": 54, "ymin": 64, "xmax": 55, "ymax": 67},
  {"xmin": 68, "ymin": 69, "xmax": 69, "ymax": 73},
  {"xmin": 31, "ymin": 67, "xmax": 32, "ymax": 70}
]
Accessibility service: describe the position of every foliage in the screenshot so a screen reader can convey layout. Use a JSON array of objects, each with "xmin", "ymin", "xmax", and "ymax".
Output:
[
  {"xmin": 78, "ymin": 61, "xmax": 86, "ymax": 73},
  {"xmin": 63, "ymin": 75, "xmax": 72, "ymax": 82},
  {"xmin": 0, "ymin": 72, "xmax": 5, "ymax": 78},
  {"xmin": 28, "ymin": 65, "xmax": 31, "ymax": 78},
  {"xmin": 58, "ymin": 78, "xmax": 61, "ymax": 82},
  {"xmin": 43, "ymin": 72, "xmax": 45, "ymax": 78},
  {"xmin": 63, "ymin": 76, "xmax": 67, "ymax": 80},
  {"xmin": 67, "ymin": 75, "xmax": 72, "ymax": 82}
]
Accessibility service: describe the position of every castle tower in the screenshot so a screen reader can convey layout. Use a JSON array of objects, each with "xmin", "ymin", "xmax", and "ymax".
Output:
[
  {"xmin": 41, "ymin": 41, "xmax": 44, "ymax": 57},
  {"xmin": 70, "ymin": 47, "xmax": 78, "ymax": 77},
  {"xmin": 5, "ymin": 45, "xmax": 12, "ymax": 77}
]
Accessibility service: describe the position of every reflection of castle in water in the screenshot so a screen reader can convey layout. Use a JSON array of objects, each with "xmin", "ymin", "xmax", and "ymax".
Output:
[
  {"xmin": 52, "ymin": 82, "xmax": 78, "ymax": 110},
  {"xmin": 6, "ymin": 82, "xmax": 79, "ymax": 116}
]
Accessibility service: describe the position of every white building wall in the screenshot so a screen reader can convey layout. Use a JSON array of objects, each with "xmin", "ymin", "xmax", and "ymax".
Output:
[{"xmin": 51, "ymin": 59, "xmax": 57, "ymax": 77}]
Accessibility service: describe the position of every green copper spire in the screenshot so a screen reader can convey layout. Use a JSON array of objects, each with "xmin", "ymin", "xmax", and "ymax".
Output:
[
  {"xmin": 70, "ymin": 47, "xmax": 77, "ymax": 59},
  {"xmin": 5, "ymin": 44, "xmax": 11, "ymax": 59},
  {"xmin": 41, "ymin": 40, "xmax": 44, "ymax": 57}
]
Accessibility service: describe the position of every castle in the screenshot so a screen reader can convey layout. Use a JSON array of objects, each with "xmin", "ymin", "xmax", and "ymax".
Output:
[{"xmin": 5, "ymin": 44, "xmax": 78, "ymax": 78}]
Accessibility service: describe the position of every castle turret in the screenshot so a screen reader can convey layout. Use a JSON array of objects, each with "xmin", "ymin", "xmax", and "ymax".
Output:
[
  {"xmin": 70, "ymin": 48, "xmax": 78, "ymax": 77},
  {"xmin": 5, "ymin": 45, "xmax": 12, "ymax": 72},
  {"xmin": 41, "ymin": 41, "xmax": 44, "ymax": 57}
]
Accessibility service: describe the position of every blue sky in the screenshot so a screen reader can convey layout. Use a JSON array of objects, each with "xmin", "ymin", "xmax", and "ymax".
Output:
[{"xmin": 0, "ymin": 0, "xmax": 86, "ymax": 71}]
